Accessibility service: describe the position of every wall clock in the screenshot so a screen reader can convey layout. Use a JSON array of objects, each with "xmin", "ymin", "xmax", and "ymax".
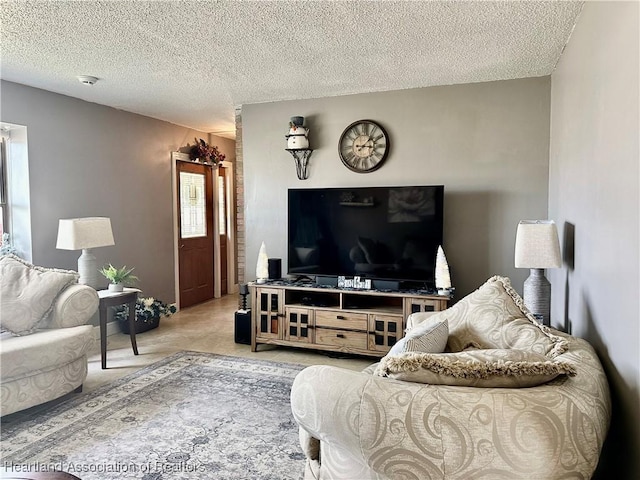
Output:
[{"xmin": 338, "ymin": 120, "xmax": 389, "ymax": 173}]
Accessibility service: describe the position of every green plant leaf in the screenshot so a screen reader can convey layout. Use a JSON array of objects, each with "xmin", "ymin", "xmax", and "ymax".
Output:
[{"xmin": 99, "ymin": 264, "xmax": 139, "ymax": 285}]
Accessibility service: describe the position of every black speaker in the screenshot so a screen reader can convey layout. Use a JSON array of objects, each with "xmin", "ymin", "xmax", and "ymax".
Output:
[
  {"xmin": 373, "ymin": 279, "xmax": 400, "ymax": 291},
  {"xmin": 234, "ymin": 310, "xmax": 251, "ymax": 345},
  {"xmin": 316, "ymin": 275, "xmax": 338, "ymax": 287},
  {"xmin": 268, "ymin": 258, "xmax": 282, "ymax": 279}
]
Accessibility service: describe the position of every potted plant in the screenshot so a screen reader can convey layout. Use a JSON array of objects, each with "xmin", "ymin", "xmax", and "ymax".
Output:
[
  {"xmin": 99, "ymin": 264, "xmax": 138, "ymax": 292},
  {"xmin": 0, "ymin": 233, "xmax": 18, "ymax": 256},
  {"xmin": 188, "ymin": 138, "xmax": 226, "ymax": 165},
  {"xmin": 115, "ymin": 297, "xmax": 177, "ymax": 334}
]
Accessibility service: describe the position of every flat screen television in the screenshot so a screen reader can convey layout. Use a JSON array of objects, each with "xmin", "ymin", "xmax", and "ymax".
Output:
[{"xmin": 288, "ymin": 185, "xmax": 444, "ymax": 288}]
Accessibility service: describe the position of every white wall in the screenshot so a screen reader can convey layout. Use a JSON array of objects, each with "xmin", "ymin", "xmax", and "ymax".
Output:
[
  {"xmin": 549, "ymin": 2, "xmax": 639, "ymax": 477},
  {"xmin": 243, "ymin": 77, "xmax": 551, "ymax": 298},
  {"xmin": 0, "ymin": 81, "xmax": 235, "ymax": 313}
]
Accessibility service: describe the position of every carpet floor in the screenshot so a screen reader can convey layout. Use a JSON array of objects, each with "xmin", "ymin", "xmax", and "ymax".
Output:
[{"xmin": 1, "ymin": 352, "xmax": 307, "ymax": 479}]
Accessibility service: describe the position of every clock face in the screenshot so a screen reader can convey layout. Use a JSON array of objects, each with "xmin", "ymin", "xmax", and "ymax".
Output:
[{"xmin": 338, "ymin": 120, "xmax": 389, "ymax": 173}]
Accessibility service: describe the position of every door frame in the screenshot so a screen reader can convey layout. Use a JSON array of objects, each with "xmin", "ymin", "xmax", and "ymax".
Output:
[
  {"xmin": 171, "ymin": 152, "xmax": 237, "ymax": 309},
  {"xmin": 215, "ymin": 159, "xmax": 236, "ymax": 298}
]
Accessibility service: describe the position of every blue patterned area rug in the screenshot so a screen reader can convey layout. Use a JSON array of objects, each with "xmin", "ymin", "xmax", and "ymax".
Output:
[{"xmin": 1, "ymin": 352, "xmax": 306, "ymax": 479}]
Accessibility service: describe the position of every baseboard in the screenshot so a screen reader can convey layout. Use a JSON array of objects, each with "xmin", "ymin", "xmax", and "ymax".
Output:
[{"xmin": 92, "ymin": 321, "xmax": 121, "ymax": 340}]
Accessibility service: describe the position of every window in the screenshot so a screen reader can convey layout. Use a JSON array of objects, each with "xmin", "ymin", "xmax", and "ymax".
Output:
[
  {"xmin": 179, "ymin": 171, "xmax": 206, "ymax": 238},
  {"xmin": 0, "ymin": 136, "xmax": 7, "ymax": 236},
  {"xmin": 218, "ymin": 174, "xmax": 226, "ymax": 236},
  {"xmin": 0, "ymin": 123, "xmax": 33, "ymax": 260}
]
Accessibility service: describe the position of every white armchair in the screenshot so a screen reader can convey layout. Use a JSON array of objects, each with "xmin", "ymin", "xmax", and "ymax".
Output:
[
  {"xmin": 1, "ymin": 255, "xmax": 98, "ymax": 416},
  {"xmin": 291, "ymin": 277, "xmax": 610, "ymax": 479}
]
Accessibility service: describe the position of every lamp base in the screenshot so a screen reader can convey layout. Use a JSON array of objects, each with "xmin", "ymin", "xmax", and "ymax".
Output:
[
  {"xmin": 523, "ymin": 268, "xmax": 551, "ymax": 326},
  {"xmin": 78, "ymin": 248, "xmax": 98, "ymax": 289}
]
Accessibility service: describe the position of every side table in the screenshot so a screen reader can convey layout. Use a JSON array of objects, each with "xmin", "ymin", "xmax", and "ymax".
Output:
[{"xmin": 98, "ymin": 288, "xmax": 141, "ymax": 369}]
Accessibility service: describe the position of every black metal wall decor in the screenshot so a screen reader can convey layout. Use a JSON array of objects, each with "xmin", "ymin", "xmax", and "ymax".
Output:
[{"xmin": 286, "ymin": 148, "xmax": 313, "ymax": 180}]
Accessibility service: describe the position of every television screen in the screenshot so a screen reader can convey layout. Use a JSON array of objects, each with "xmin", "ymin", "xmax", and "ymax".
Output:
[{"xmin": 288, "ymin": 186, "xmax": 444, "ymax": 287}]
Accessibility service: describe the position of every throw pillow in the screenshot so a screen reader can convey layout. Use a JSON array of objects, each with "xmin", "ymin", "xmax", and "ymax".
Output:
[
  {"xmin": 375, "ymin": 349, "xmax": 577, "ymax": 388},
  {"xmin": 387, "ymin": 316, "xmax": 448, "ymax": 356},
  {"xmin": 0, "ymin": 254, "xmax": 79, "ymax": 335},
  {"xmin": 425, "ymin": 276, "xmax": 568, "ymax": 358}
]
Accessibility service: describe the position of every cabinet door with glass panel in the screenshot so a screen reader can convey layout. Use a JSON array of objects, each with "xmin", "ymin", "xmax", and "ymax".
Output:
[
  {"xmin": 368, "ymin": 313, "xmax": 403, "ymax": 353},
  {"xmin": 285, "ymin": 307, "xmax": 314, "ymax": 344},
  {"xmin": 403, "ymin": 297, "xmax": 448, "ymax": 322},
  {"xmin": 255, "ymin": 287, "xmax": 283, "ymax": 341}
]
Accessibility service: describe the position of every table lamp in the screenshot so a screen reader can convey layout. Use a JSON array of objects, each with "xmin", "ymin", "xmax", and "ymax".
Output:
[
  {"xmin": 514, "ymin": 220, "xmax": 561, "ymax": 326},
  {"xmin": 56, "ymin": 217, "xmax": 115, "ymax": 288}
]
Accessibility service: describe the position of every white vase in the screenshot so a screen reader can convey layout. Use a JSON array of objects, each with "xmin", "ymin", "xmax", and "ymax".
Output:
[{"xmin": 108, "ymin": 283, "xmax": 124, "ymax": 292}]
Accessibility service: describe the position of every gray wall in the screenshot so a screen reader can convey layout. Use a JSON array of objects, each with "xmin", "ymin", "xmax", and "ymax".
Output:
[
  {"xmin": 0, "ymin": 80, "xmax": 235, "ymax": 307},
  {"xmin": 243, "ymin": 77, "xmax": 551, "ymax": 298},
  {"xmin": 548, "ymin": 2, "xmax": 639, "ymax": 477}
]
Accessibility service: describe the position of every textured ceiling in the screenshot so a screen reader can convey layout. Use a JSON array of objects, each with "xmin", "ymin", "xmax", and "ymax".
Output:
[{"xmin": 1, "ymin": 1, "xmax": 583, "ymax": 139}]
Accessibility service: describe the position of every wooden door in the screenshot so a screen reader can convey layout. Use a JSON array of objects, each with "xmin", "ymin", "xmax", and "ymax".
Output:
[
  {"xmin": 177, "ymin": 161, "xmax": 214, "ymax": 308},
  {"xmin": 217, "ymin": 166, "xmax": 228, "ymax": 295}
]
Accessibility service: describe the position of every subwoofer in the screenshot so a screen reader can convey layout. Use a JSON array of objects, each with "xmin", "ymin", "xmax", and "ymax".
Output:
[
  {"xmin": 234, "ymin": 310, "xmax": 251, "ymax": 345},
  {"xmin": 268, "ymin": 258, "xmax": 282, "ymax": 280}
]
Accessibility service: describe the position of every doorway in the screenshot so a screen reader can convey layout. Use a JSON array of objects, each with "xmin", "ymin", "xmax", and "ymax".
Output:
[
  {"xmin": 172, "ymin": 153, "xmax": 237, "ymax": 309},
  {"xmin": 217, "ymin": 166, "xmax": 228, "ymax": 295},
  {"xmin": 176, "ymin": 160, "xmax": 214, "ymax": 308}
]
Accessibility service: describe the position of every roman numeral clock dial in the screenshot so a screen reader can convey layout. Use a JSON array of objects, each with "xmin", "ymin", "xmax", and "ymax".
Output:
[{"xmin": 338, "ymin": 120, "xmax": 389, "ymax": 173}]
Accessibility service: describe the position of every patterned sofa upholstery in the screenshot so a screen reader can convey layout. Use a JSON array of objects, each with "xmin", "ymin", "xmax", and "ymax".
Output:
[
  {"xmin": 291, "ymin": 278, "xmax": 611, "ymax": 480},
  {"xmin": 1, "ymin": 283, "xmax": 98, "ymax": 416}
]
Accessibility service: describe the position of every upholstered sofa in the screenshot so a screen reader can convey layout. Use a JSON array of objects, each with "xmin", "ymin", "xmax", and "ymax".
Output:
[
  {"xmin": 0, "ymin": 255, "xmax": 98, "ymax": 416},
  {"xmin": 291, "ymin": 276, "xmax": 611, "ymax": 480}
]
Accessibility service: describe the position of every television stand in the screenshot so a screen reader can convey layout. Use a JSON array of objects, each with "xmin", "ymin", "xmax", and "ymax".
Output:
[{"xmin": 249, "ymin": 281, "xmax": 450, "ymax": 358}]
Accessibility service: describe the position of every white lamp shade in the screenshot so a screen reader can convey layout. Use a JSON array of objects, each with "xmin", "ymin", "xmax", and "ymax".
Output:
[
  {"xmin": 515, "ymin": 220, "xmax": 561, "ymax": 269},
  {"xmin": 56, "ymin": 217, "xmax": 115, "ymax": 250}
]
